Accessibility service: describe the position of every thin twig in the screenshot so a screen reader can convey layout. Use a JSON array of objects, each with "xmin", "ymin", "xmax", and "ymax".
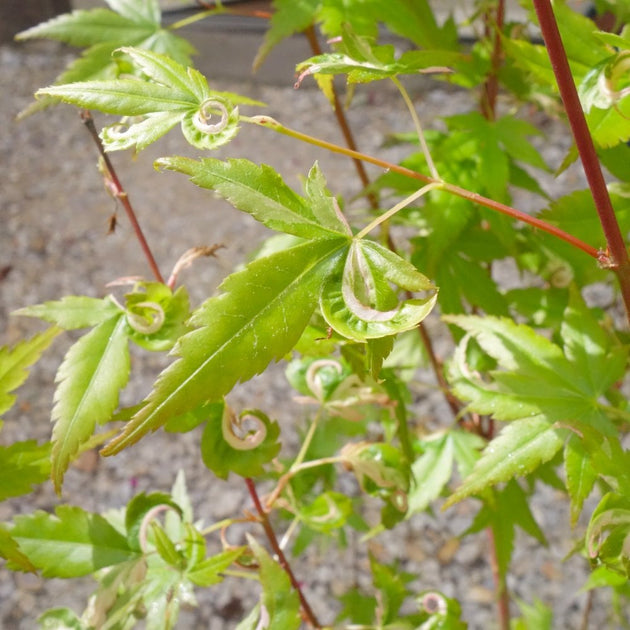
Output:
[
  {"xmin": 532, "ymin": 0, "xmax": 630, "ymax": 323},
  {"xmin": 245, "ymin": 477, "xmax": 322, "ymax": 628},
  {"xmin": 417, "ymin": 322, "xmax": 463, "ymax": 418},
  {"xmin": 244, "ymin": 115, "xmax": 600, "ymax": 259},
  {"xmin": 480, "ymin": 0, "xmax": 505, "ymax": 121},
  {"xmin": 80, "ymin": 111, "xmax": 165, "ymax": 283},
  {"xmin": 391, "ymin": 76, "xmax": 440, "ymax": 179},
  {"xmin": 579, "ymin": 589, "xmax": 594, "ymax": 630},
  {"xmin": 487, "ymin": 526, "xmax": 510, "ymax": 630},
  {"xmin": 303, "ymin": 25, "xmax": 380, "ymax": 210}
]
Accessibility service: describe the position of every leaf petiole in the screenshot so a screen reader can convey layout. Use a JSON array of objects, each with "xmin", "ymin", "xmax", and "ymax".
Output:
[
  {"xmin": 391, "ymin": 76, "xmax": 440, "ymax": 179},
  {"xmin": 355, "ymin": 182, "xmax": 443, "ymax": 239}
]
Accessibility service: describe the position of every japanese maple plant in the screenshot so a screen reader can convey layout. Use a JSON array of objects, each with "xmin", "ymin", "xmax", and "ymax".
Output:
[{"xmin": 3, "ymin": 0, "xmax": 630, "ymax": 627}]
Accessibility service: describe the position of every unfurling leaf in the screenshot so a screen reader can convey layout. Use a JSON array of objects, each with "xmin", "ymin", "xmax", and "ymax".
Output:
[
  {"xmin": 37, "ymin": 48, "xmax": 261, "ymax": 151},
  {"xmin": 201, "ymin": 404, "xmax": 281, "ymax": 480},
  {"xmin": 321, "ymin": 240, "xmax": 437, "ymax": 341},
  {"xmin": 102, "ymin": 239, "xmax": 346, "ymax": 455}
]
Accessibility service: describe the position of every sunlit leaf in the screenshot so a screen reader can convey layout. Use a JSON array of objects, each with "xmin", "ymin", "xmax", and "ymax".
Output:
[
  {"xmin": 157, "ymin": 158, "xmax": 351, "ymax": 239},
  {"xmin": 51, "ymin": 314, "xmax": 130, "ymax": 491},
  {"xmin": 8, "ymin": 506, "xmax": 138, "ymax": 577},
  {"xmin": 15, "ymin": 296, "xmax": 120, "ymax": 330},
  {"xmin": 0, "ymin": 327, "xmax": 60, "ymax": 416},
  {"xmin": 103, "ymin": 239, "xmax": 346, "ymax": 455}
]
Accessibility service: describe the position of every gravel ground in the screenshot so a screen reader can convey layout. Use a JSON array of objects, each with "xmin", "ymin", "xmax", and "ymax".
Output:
[{"xmin": 0, "ymin": 38, "xmax": 621, "ymax": 629}]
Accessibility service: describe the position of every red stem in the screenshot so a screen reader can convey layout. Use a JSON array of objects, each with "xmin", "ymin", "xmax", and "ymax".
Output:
[
  {"xmin": 257, "ymin": 117, "xmax": 601, "ymax": 259},
  {"xmin": 418, "ymin": 321, "xmax": 463, "ymax": 417},
  {"xmin": 245, "ymin": 478, "xmax": 321, "ymax": 628},
  {"xmin": 487, "ymin": 526, "xmax": 511, "ymax": 630},
  {"xmin": 480, "ymin": 0, "xmax": 505, "ymax": 121},
  {"xmin": 303, "ymin": 26, "xmax": 378, "ymax": 208},
  {"xmin": 80, "ymin": 111, "xmax": 165, "ymax": 284},
  {"xmin": 532, "ymin": 0, "xmax": 630, "ymax": 321}
]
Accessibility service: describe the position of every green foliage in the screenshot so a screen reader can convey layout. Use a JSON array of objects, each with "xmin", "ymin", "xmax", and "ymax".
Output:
[
  {"xmin": 6, "ymin": 506, "xmax": 139, "ymax": 577},
  {"xmin": 50, "ymin": 314, "xmax": 130, "ymax": 491},
  {"xmin": 7, "ymin": 0, "xmax": 630, "ymax": 627},
  {"xmin": 247, "ymin": 536, "xmax": 302, "ymax": 630},
  {"xmin": 16, "ymin": 0, "xmax": 194, "ymax": 118},
  {"xmin": 0, "ymin": 327, "xmax": 60, "ymax": 416}
]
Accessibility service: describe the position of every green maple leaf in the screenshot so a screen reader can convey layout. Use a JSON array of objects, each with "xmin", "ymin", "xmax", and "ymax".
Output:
[
  {"xmin": 37, "ymin": 48, "xmax": 262, "ymax": 151},
  {"xmin": 102, "ymin": 239, "xmax": 347, "ymax": 455},
  {"xmin": 445, "ymin": 289, "xmax": 627, "ymax": 505},
  {"xmin": 296, "ymin": 24, "xmax": 463, "ymax": 86},
  {"xmin": 15, "ymin": 296, "xmax": 120, "ymax": 330},
  {"xmin": 51, "ymin": 314, "xmax": 130, "ymax": 491},
  {"xmin": 7, "ymin": 506, "xmax": 138, "ymax": 577},
  {"xmin": 0, "ymin": 441, "xmax": 51, "ymax": 501},
  {"xmin": 16, "ymin": 0, "xmax": 195, "ymax": 118},
  {"xmin": 103, "ymin": 160, "xmax": 437, "ymax": 455},
  {"xmin": 0, "ymin": 327, "xmax": 60, "ymax": 416}
]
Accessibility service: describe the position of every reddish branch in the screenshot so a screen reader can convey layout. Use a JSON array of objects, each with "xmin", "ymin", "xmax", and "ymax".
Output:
[
  {"xmin": 532, "ymin": 0, "xmax": 630, "ymax": 321},
  {"xmin": 480, "ymin": 0, "xmax": 506, "ymax": 121},
  {"xmin": 80, "ymin": 111, "xmax": 165, "ymax": 284},
  {"xmin": 245, "ymin": 478, "xmax": 321, "ymax": 628}
]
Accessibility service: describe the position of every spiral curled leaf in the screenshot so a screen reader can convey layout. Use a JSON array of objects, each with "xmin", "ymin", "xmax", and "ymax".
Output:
[
  {"xmin": 221, "ymin": 406, "xmax": 267, "ymax": 451},
  {"xmin": 182, "ymin": 97, "xmax": 241, "ymax": 150},
  {"xmin": 201, "ymin": 403, "xmax": 281, "ymax": 480},
  {"xmin": 37, "ymin": 48, "xmax": 261, "ymax": 152},
  {"xmin": 125, "ymin": 301, "xmax": 165, "ymax": 335},
  {"xmin": 321, "ymin": 239, "xmax": 438, "ymax": 341}
]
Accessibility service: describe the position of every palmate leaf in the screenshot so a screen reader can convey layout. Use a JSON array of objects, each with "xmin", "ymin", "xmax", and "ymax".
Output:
[
  {"xmin": 52, "ymin": 314, "xmax": 130, "ymax": 492},
  {"xmin": 7, "ymin": 506, "xmax": 139, "ymax": 577},
  {"xmin": 16, "ymin": 0, "xmax": 194, "ymax": 118},
  {"xmin": 444, "ymin": 300, "xmax": 627, "ymax": 504},
  {"xmin": 296, "ymin": 24, "xmax": 463, "ymax": 86},
  {"xmin": 102, "ymin": 157, "xmax": 437, "ymax": 455},
  {"xmin": 16, "ymin": 8, "xmax": 159, "ymax": 47},
  {"xmin": 102, "ymin": 239, "xmax": 347, "ymax": 455},
  {"xmin": 0, "ymin": 327, "xmax": 60, "ymax": 416},
  {"xmin": 37, "ymin": 48, "xmax": 259, "ymax": 151}
]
